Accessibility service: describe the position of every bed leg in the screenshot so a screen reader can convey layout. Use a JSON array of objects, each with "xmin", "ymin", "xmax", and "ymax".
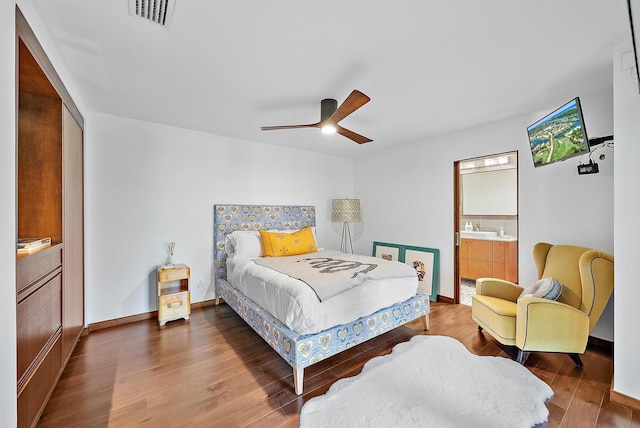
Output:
[
  {"xmin": 422, "ymin": 314, "xmax": 430, "ymax": 331},
  {"xmin": 293, "ymin": 367, "xmax": 304, "ymax": 395},
  {"xmin": 215, "ymin": 295, "xmax": 220, "ymax": 305}
]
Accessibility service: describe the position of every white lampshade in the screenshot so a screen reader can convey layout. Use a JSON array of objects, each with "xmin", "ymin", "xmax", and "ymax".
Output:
[{"xmin": 332, "ymin": 199, "xmax": 361, "ymax": 223}]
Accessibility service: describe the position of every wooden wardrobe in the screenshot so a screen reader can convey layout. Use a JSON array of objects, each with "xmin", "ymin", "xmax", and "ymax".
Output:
[{"xmin": 15, "ymin": 8, "xmax": 85, "ymax": 428}]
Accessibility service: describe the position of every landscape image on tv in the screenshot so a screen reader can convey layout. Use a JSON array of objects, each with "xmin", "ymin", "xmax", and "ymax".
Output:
[{"xmin": 527, "ymin": 98, "xmax": 588, "ymax": 167}]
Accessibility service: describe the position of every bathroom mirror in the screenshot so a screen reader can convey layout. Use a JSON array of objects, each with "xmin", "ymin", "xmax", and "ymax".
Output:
[{"xmin": 462, "ymin": 169, "xmax": 517, "ymax": 215}]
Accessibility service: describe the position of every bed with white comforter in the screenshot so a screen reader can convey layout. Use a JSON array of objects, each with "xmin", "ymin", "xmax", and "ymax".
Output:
[
  {"xmin": 213, "ymin": 204, "xmax": 431, "ymax": 395},
  {"xmin": 227, "ymin": 249, "xmax": 418, "ymax": 335}
]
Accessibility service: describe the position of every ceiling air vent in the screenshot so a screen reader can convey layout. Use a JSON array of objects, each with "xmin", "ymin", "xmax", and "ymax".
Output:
[{"xmin": 129, "ymin": 0, "xmax": 176, "ymax": 27}]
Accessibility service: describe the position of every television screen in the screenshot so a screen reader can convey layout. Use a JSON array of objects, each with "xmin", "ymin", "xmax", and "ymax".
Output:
[{"xmin": 527, "ymin": 97, "xmax": 589, "ymax": 168}]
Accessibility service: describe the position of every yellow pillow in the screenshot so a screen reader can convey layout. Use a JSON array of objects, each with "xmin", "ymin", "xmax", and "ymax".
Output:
[{"xmin": 259, "ymin": 227, "xmax": 318, "ymax": 257}]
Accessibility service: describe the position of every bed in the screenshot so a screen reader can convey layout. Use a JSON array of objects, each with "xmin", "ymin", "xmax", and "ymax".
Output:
[{"xmin": 213, "ymin": 204, "xmax": 431, "ymax": 395}]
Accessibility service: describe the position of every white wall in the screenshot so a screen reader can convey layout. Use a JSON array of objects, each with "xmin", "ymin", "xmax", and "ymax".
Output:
[
  {"xmin": 0, "ymin": 1, "xmax": 17, "ymax": 424},
  {"xmin": 85, "ymin": 112, "xmax": 353, "ymax": 323},
  {"xmin": 613, "ymin": 45, "xmax": 640, "ymax": 401},
  {"xmin": 354, "ymin": 87, "xmax": 615, "ymax": 339}
]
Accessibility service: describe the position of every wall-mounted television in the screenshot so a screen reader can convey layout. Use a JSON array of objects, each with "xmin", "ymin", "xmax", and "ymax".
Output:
[{"xmin": 527, "ymin": 97, "xmax": 589, "ymax": 168}]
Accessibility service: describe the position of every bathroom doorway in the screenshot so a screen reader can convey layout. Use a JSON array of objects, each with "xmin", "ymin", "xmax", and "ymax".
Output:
[{"xmin": 453, "ymin": 151, "xmax": 519, "ymax": 305}]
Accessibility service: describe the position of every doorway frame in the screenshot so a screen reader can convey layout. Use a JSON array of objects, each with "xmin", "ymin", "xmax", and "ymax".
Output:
[{"xmin": 453, "ymin": 151, "xmax": 519, "ymax": 304}]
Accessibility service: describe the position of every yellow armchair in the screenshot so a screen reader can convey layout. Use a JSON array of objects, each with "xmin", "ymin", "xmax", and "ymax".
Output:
[{"xmin": 471, "ymin": 242, "xmax": 614, "ymax": 366}]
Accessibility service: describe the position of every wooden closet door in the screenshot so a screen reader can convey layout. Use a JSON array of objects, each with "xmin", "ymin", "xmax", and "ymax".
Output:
[{"xmin": 62, "ymin": 105, "xmax": 84, "ymax": 362}]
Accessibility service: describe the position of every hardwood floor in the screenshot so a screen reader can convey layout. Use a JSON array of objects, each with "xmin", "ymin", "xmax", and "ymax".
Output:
[{"xmin": 37, "ymin": 302, "xmax": 639, "ymax": 427}]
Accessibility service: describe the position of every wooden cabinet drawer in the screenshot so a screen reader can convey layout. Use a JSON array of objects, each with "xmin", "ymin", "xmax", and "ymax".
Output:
[
  {"xmin": 158, "ymin": 265, "xmax": 190, "ymax": 282},
  {"xmin": 492, "ymin": 261, "xmax": 506, "ymax": 279},
  {"xmin": 460, "ymin": 239, "xmax": 469, "ymax": 258},
  {"xmin": 16, "ymin": 244, "xmax": 62, "ymax": 295},
  {"xmin": 493, "ymin": 241, "xmax": 506, "ymax": 263},
  {"xmin": 159, "ymin": 291, "xmax": 190, "ymax": 323},
  {"xmin": 17, "ymin": 272, "xmax": 62, "ymax": 381},
  {"xmin": 467, "ymin": 239, "xmax": 492, "ymax": 261},
  {"xmin": 468, "ymin": 259, "xmax": 493, "ymax": 279},
  {"xmin": 460, "ymin": 258, "xmax": 467, "ymax": 278},
  {"xmin": 18, "ymin": 336, "xmax": 61, "ymax": 428}
]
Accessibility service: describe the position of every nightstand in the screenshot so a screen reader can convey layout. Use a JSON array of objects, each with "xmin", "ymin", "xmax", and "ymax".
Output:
[{"xmin": 157, "ymin": 264, "xmax": 191, "ymax": 326}]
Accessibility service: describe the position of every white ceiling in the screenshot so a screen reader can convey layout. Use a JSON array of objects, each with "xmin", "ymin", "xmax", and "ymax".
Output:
[{"xmin": 26, "ymin": 0, "xmax": 630, "ymax": 158}]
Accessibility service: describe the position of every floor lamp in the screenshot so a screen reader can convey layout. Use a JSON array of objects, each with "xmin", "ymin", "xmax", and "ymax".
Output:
[{"xmin": 331, "ymin": 199, "xmax": 361, "ymax": 253}]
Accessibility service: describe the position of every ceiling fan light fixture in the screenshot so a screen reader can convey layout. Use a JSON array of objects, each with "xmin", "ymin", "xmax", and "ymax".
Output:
[
  {"xmin": 321, "ymin": 123, "xmax": 337, "ymax": 134},
  {"xmin": 260, "ymin": 90, "xmax": 372, "ymax": 144}
]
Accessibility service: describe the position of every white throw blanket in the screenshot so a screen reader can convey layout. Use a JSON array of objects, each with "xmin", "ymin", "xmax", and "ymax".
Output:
[{"xmin": 253, "ymin": 249, "xmax": 416, "ymax": 301}]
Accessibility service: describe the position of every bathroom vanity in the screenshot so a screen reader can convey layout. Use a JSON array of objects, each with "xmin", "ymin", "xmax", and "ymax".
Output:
[{"xmin": 459, "ymin": 232, "xmax": 518, "ymax": 283}]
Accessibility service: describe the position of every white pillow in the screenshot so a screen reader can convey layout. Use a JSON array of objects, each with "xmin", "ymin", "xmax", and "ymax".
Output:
[
  {"xmin": 224, "ymin": 235, "xmax": 234, "ymax": 255},
  {"xmin": 225, "ymin": 231, "xmax": 264, "ymax": 258},
  {"xmin": 519, "ymin": 277, "xmax": 563, "ymax": 300}
]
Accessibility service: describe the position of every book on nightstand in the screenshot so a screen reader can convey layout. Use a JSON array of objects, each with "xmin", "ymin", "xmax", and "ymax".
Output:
[{"xmin": 17, "ymin": 237, "xmax": 52, "ymax": 252}]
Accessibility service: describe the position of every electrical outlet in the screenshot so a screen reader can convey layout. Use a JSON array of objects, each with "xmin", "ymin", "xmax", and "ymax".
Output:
[{"xmin": 197, "ymin": 279, "xmax": 204, "ymax": 288}]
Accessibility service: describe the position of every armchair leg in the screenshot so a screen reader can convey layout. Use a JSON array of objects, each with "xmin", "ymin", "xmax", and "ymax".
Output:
[
  {"xmin": 568, "ymin": 353, "xmax": 584, "ymax": 368},
  {"xmin": 516, "ymin": 349, "xmax": 530, "ymax": 365}
]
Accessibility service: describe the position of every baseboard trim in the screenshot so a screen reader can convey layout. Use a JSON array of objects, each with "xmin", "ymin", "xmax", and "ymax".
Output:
[
  {"xmin": 438, "ymin": 295, "xmax": 454, "ymax": 304},
  {"xmin": 610, "ymin": 388, "xmax": 640, "ymax": 411},
  {"xmin": 88, "ymin": 311, "xmax": 157, "ymax": 333},
  {"xmin": 87, "ymin": 298, "xmax": 218, "ymax": 333},
  {"xmin": 192, "ymin": 299, "xmax": 219, "ymax": 310},
  {"xmin": 587, "ymin": 335, "xmax": 613, "ymax": 353}
]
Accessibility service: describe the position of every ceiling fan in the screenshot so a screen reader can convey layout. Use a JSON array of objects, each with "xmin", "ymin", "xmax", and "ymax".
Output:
[{"xmin": 261, "ymin": 90, "xmax": 372, "ymax": 144}]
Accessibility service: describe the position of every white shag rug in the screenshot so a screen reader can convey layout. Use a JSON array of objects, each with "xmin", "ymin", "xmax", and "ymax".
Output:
[{"xmin": 300, "ymin": 335, "xmax": 553, "ymax": 428}]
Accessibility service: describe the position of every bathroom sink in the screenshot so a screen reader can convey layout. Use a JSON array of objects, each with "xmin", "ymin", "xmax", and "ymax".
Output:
[{"xmin": 460, "ymin": 231, "xmax": 498, "ymax": 239}]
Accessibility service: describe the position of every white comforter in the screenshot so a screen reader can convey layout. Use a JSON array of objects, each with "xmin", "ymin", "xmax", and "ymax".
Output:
[{"xmin": 226, "ymin": 249, "xmax": 418, "ymax": 335}]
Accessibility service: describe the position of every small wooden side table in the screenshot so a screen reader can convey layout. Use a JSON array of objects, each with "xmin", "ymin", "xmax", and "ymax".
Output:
[{"xmin": 157, "ymin": 264, "xmax": 190, "ymax": 326}]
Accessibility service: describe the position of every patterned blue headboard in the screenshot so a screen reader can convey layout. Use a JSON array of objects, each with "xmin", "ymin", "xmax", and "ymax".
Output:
[{"xmin": 213, "ymin": 204, "xmax": 316, "ymax": 280}]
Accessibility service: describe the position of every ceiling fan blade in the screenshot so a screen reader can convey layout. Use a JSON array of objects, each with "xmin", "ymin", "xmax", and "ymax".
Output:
[
  {"xmin": 261, "ymin": 123, "xmax": 320, "ymax": 131},
  {"xmin": 329, "ymin": 90, "xmax": 371, "ymax": 124},
  {"xmin": 336, "ymin": 125, "xmax": 373, "ymax": 144}
]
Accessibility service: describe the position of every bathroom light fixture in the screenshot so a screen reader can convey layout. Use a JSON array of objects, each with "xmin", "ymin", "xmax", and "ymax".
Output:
[
  {"xmin": 460, "ymin": 155, "xmax": 510, "ymax": 170},
  {"xmin": 331, "ymin": 199, "xmax": 361, "ymax": 253}
]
